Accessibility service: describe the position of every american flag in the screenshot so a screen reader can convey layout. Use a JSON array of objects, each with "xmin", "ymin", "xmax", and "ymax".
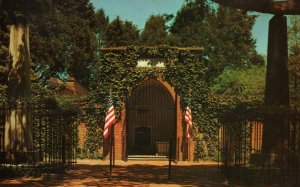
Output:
[
  {"xmin": 103, "ymin": 105, "xmax": 116, "ymax": 139},
  {"xmin": 184, "ymin": 106, "xmax": 192, "ymax": 139}
]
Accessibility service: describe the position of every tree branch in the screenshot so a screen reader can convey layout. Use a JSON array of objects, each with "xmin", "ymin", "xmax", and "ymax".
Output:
[{"xmin": 212, "ymin": 0, "xmax": 300, "ymax": 15}]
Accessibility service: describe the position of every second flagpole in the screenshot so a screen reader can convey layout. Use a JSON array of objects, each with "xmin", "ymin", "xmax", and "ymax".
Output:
[{"xmin": 109, "ymin": 125, "xmax": 114, "ymax": 180}]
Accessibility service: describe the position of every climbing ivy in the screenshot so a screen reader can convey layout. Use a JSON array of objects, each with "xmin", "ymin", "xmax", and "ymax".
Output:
[{"xmin": 86, "ymin": 46, "xmax": 219, "ymax": 160}]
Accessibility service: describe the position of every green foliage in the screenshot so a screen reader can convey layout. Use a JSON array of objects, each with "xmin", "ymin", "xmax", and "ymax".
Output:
[
  {"xmin": 1, "ymin": 0, "xmax": 47, "ymax": 19},
  {"xmin": 170, "ymin": 0, "xmax": 263, "ymax": 78},
  {"xmin": 209, "ymin": 65, "xmax": 266, "ymax": 122},
  {"xmin": 31, "ymin": 79, "xmax": 81, "ymax": 113},
  {"xmin": 209, "ymin": 6, "xmax": 257, "ymax": 69},
  {"xmin": 164, "ymin": 50, "xmax": 212, "ymax": 160},
  {"xmin": 211, "ymin": 66, "xmax": 266, "ymax": 107},
  {"xmin": 140, "ymin": 15, "xmax": 168, "ymax": 46},
  {"xmin": 191, "ymin": 65, "xmax": 265, "ymax": 160},
  {"xmin": 77, "ymin": 147, "xmax": 104, "ymax": 159},
  {"xmin": 105, "ymin": 16, "xmax": 140, "ymax": 47},
  {"xmin": 94, "ymin": 9, "xmax": 109, "ymax": 48},
  {"xmin": 1, "ymin": 0, "xmax": 98, "ymax": 86},
  {"xmin": 80, "ymin": 105, "xmax": 103, "ymax": 158},
  {"xmin": 29, "ymin": 0, "xmax": 97, "ymax": 86},
  {"xmin": 288, "ymin": 16, "xmax": 300, "ymax": 66},
  {"xmin": 170, "ymin": 0, "xmax": 210, "ymax": 47}
]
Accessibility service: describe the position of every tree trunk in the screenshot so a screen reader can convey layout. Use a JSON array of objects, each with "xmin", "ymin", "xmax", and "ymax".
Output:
[{"xmin": 4, "ymin": 15, "xmax": 32, "ymax": 162}]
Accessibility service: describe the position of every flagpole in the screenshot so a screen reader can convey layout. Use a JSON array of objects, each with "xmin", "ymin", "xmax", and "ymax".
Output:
[
  {"xmin": 187, "ymin": 136, "xmax": 189, "ymax": 161},
  {"xmin": 112, "ymin": 125, "xmax": 115, "ymax": 167},
  {"xmin": 168, "ymin": 141, "xmax": 172, "ymax": 180},
  {"xmin": 109, "ymin": 88, "xmax": 113, "ymax": 180},
  {"xmin": 109, "ymin": 130, "xmax": 113, "ymax": 180},
  {"xmin": 187, "ymin": 87, "xmax": 191, "ymax": 162}
]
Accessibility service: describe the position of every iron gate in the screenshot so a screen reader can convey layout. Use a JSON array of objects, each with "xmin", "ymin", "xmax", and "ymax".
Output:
[
  {"xmin": 126, "ymin": 78, "xmax": 176, "ymax": 158},
  {"xmin": 0, "ymin": 104, "xmax": 78, "ymax": 177},
  {"xmin": 218, "ymin": 109, "xmax": 300, "ymax": 186}
]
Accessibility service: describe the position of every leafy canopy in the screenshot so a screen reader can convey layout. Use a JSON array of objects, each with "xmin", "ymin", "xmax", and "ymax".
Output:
[
  {"xmin": 140, "ymin": 15, "xmax": 168, "ymax": 46},
  {"xmin": 29, "ymin": 0, "xmax": 97, "ymax": 86},
  {"xmin": 105, "ymin": 16, "xmax": 140, "ymax": 47},
  {"xmin": 170, "ymin": 0, "xmax": 264, "ymax": 78},
  {"xmin": 211, "ymin": 65, "xmax": 266, "ymax": 108}
]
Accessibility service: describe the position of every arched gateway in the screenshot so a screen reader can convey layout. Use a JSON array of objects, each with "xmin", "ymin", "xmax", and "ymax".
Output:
[
  {"xmin": 127, "ymin": 78, "xmax": 176, "ymax": 157},
  {"xmin": 105, "ymin": 76, "xmax": 193, "ymax": 161},
  {"xmin": 100, "ymin": 47, "xmax": 202, "ymax": 161}
]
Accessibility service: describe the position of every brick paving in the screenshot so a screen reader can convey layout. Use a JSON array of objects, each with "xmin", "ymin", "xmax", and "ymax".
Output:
[{"xmin": 0, "ymin": 159, "xmax": 246, "ymax": 187}]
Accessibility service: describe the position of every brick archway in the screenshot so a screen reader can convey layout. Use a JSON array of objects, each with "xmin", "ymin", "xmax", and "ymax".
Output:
[
  {"xmin": 126, "ymin": 78, "xmax": 175, "ymax": 157},
  {"xmin": 108, "ymin": 76, "xmax": 194, "ymax": 161}
]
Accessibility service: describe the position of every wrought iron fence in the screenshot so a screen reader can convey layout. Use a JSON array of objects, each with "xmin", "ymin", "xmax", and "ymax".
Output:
[
  {"xmin": 218, "ymin": 108, "xmax": 300, "ymax": 186},
  {"xmin": 0, "ymin": 104, "xmax": 78, "ymax": 177}
]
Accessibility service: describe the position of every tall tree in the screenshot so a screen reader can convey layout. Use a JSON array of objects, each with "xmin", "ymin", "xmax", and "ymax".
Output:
[
  {"xmin": 140, "ymin": 15, "xmax": 168, "ymax": 46},
  {"xmin": 95, "ymin": 9, "xmax": 109, "ymax": 48},
  {"xmin": 29, "ymin": 0, "xmax": 97, "ymax": 86},
  {"xmin": 170, "ymin": 0, "xmax": 263, "ymax": 78},
  {"xmin": 123, "ymin": 20, "xmax": 140, "ymax": 45},
  {"xmin": 105, "ymin": 16, "xmax": 123, "ymax": 47},
  {"xmin": 208, "ymin": 6, "xmax": 258, "ymax": 71},
  {"xmin": 170, "ymin": 0, "xmax": 210, "ymax": 47},
  {"xmin": 105, "ymin": 16, "xmax": 139, "ymax": 47},
  {"xmin": 64, "ymin": 0, "xmax": 97, "ymax": 86}
]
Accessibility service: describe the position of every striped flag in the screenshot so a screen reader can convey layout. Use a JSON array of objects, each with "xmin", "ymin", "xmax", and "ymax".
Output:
[
  {"xmin": 103, "ymin": 104, "xmax": 116, "ymax": 139},
  {"xmin": 184, "ymin": 106, "xmax": 192, "ymax": 139}
]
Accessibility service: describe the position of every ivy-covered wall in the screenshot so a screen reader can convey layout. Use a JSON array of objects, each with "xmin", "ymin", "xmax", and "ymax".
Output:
[{"xmin": 84, "ymin": 46, "xmax": 220, "ymax": 160}]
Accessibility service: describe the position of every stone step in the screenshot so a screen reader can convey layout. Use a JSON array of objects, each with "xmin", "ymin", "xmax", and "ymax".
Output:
[{"xmin": 127, "ymin": 155, "xmax": 169, "ymax": 161}]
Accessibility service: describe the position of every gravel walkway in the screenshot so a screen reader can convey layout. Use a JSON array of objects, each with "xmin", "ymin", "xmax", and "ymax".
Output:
[{"xmin": 0, "ymin": 159, "xmax": 246, "ymax": 187}]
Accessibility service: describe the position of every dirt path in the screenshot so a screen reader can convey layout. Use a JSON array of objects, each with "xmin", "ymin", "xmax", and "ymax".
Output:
[{"xmin": 0, "ymin": 159, "xmax": 245, "ymax": 187}]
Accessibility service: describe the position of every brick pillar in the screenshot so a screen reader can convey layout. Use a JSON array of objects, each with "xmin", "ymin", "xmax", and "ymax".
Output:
[
  {"xmin": 176, "ymin": 95, "xmax": 184, "ymax": 161},
  {"xmin": 176, "ymin": 94, "xmax": 194, "ymax": 162},
  {"xmin": 113, "ymin": 107, "xmax": 126, "ymax": 160},
  {"xmin": 104, "ymin": 108, "xmax": 126, "ymax": 160},
  {"xmin": 189, "ymin": 140, "xmax": 195, "ymax": 162}
]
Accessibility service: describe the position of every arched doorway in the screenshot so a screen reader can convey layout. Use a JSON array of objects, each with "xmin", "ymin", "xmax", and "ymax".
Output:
[{"xmin": 126, "ymin": 78, "xmax": 176, "ymax": 157}]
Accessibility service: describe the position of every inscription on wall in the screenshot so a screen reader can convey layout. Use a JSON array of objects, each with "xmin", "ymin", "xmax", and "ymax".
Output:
[{"xmin": 137, "ymin": 58, "xmax": 166, "ymax": 68}]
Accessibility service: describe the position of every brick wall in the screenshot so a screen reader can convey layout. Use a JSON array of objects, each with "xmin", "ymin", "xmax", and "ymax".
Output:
[{"xmin": 78, "ymin": 121, "xmax": 87, "ymax": 148}]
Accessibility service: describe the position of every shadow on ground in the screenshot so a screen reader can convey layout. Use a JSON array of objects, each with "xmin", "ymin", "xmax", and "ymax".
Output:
[{"xmin": 0, "ymin": 160, "xmax": 246, "ymax": 187}]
